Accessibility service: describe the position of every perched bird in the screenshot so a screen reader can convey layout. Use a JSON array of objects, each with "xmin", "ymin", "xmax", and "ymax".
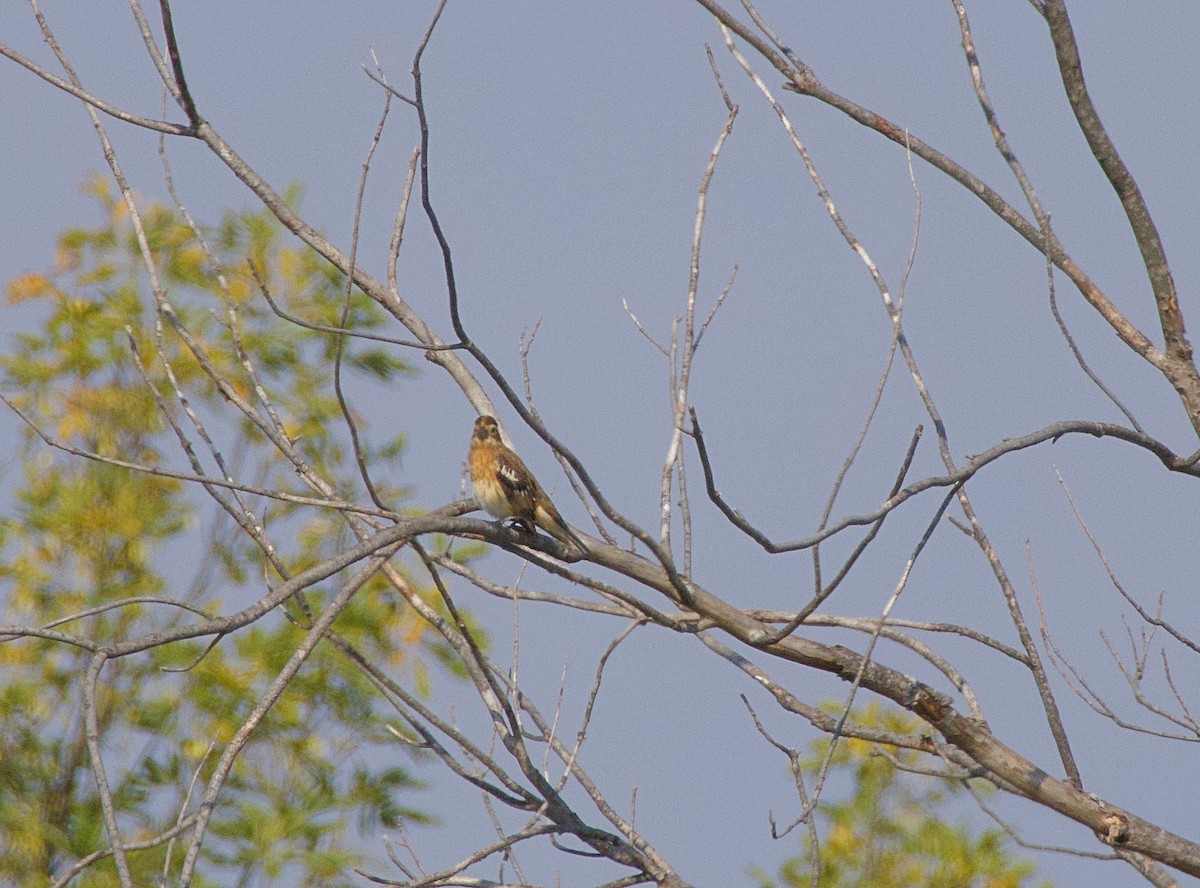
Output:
[{"xmin": 468, "ymin": 414, "xmax": 584, "ymax": 552}]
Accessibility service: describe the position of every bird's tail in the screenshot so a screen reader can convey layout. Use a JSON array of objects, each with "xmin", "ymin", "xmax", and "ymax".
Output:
[{"xmin": 536, "ymin": 503, "xmax": 587, "ymax": 555}]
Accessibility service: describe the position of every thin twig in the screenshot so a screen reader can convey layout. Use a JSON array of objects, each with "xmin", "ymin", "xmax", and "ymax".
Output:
[
  {"xmin": 1056, "ymin": 467, "xmax": 1200, "ymax": 654},
  {"xmin": 179, "ymin": 545, "xmax": 398, "ymax": 883},
  {"xmin": 334, "ymin": 77, "xmax": 394, "ymax": 511},
  {"xmin": 739, "ymin": 694, "xmax": 820, "ymax": 885},
  {"xmin": 82, "ymin": 652, "xmax": 133, "ymax": 886},
  {"xmin": 659, "ymin": 48, "xmax": 738, "ymax": 557}
]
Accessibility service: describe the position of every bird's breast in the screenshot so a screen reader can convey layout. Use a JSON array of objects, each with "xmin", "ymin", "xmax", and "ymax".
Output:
[{"xmin": 471, "ymin": 468, "xmax": 512, "ymax": 519}]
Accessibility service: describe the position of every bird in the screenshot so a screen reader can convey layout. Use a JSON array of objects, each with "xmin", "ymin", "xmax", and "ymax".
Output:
[{"xmin": 468, "ymin": 414, "xmax": 585, "ymax": 553}]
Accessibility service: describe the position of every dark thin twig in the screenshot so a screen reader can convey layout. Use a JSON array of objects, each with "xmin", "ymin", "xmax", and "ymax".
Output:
[
  {"xmin": 692, "ymin": 415, "xmax": 1200, "ymax": 554},
  {"xmin": 411, "ymin": 1, "xmax": 698, "ymax": 608},
  {"xmin": 157, "ymin": 0, "xmax": 199, "ymax": 126},
  {"xmin": 760, "ymin": 425, "xmax": 922, "ymax": 643}
]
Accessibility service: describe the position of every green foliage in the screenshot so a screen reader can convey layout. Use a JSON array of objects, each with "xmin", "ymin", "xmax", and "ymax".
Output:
[
  {"xmin": 0, "ymin": 177, "xmax": 459, "ymax": 885},
  {"xmin": 754, "ymin": 704, "xmax": 1051, "ymax": 888}
]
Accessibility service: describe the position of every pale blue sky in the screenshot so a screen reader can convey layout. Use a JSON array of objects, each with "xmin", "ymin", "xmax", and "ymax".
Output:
[{"xmin": 3, "ymin": 3, "xmax": 1199, "ymax": 886}]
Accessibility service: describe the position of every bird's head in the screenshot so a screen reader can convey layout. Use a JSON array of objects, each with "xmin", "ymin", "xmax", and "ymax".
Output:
[{"xmin": 473, "ymin": 414, "xmax": 501, "ymax": 442}]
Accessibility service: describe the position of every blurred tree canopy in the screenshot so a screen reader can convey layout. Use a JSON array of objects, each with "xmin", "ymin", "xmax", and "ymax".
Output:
[
  {"xmin": 0, "ymin": 179, "xmax": 476, "ymax": 886},
  {"xmin": 756, "ymin": 704, "xmax": 1051, "ymax": 888}
]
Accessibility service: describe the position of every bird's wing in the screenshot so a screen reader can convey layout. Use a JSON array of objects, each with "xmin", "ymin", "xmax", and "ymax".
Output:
[{"xmin": 495, "ymin": 448, "xmax": 539, "ymax": 503}]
